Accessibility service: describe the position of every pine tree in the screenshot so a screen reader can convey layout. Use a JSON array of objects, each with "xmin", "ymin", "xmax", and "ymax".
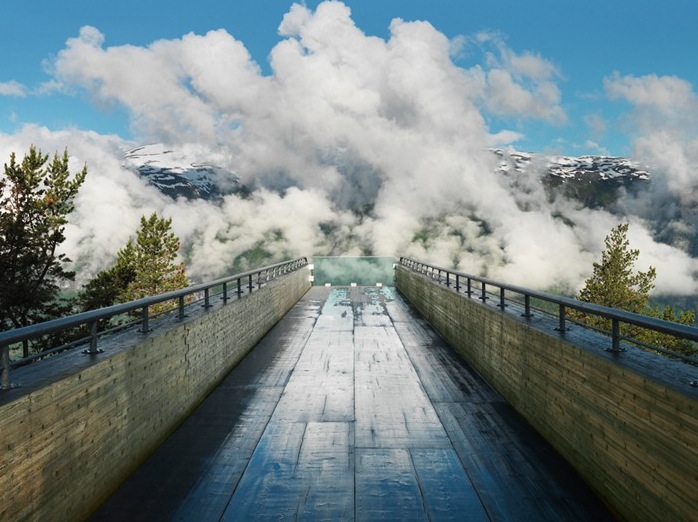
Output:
[
  {"xmin": 578, "ymin": 223, "xmax": 656, "ymax": 315},
  {"xmin": 577, "ymin": 223, "xmax": 695, "ymax": 356},
  {"xmin": 79, "ymin": 240, "xmax": 137, "ymax": 312},
  {"xmin": 80, "ymin": 213, "xmax": 189, "ymax": 317},
  {"xmin": 0, "ymin": 146, "xmax": 87, "ymax": 356},
  {"xmin": 122, "ymin": 213, "xmax": 189, "ymax": 306}
]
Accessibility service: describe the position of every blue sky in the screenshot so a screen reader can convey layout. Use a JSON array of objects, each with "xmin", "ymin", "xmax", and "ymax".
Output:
[{"xmin": 1, "ymin": 0, "xmax": 696, "ymax": 156}]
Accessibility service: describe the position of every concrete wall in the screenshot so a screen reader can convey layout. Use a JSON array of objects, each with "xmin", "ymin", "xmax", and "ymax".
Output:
[
  {"xmin": 0, "ymin": 267, "xmax": 310, "ymax": 522},
  {"xmin": 396, "ymin": 266, "xmax": 698, "ymax": 522}
]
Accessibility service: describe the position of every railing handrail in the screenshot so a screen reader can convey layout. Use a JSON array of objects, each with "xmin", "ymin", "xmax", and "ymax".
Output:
[
  {"xmin": 398, "ymin": 257, "xmax": 698, "ymax": 351},
  {"xmin": 1, "ymin": 258, "xmax": 309, "ymax": 388}
]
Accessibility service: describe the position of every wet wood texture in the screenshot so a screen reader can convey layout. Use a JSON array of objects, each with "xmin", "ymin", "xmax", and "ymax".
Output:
[{"xmin": 92, "ymin": 287, "xmax": 614, "ymax": 521}]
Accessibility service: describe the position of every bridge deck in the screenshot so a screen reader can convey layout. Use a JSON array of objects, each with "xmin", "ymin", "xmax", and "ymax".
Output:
[{"xmin": 92, "ymin": 286, "xmax": 614, "ymax": 521}]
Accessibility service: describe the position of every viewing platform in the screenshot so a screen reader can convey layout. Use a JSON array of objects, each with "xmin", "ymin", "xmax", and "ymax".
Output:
[
  {"xmin": 2, "ymin": 257, "xmax": 696, "ymax": 521},
  {"xmin": 92, "ymin": 285, "xmax": 611, "ymax": 521}
]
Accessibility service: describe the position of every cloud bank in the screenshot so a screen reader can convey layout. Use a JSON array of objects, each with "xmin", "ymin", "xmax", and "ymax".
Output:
[{"xmin": 2, "ymin": 1, "xmax": 697, "ymax": 296}]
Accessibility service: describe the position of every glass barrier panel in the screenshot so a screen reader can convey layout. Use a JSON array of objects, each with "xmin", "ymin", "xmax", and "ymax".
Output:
[{"xmin": 312, "ymin": 256, "xmax": 395, "ymax": 286}]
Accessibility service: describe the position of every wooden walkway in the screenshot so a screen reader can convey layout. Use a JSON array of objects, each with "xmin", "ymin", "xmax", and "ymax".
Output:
[{"xmin": 91, "ymin": 286, "xmax": 614, "ymax": 521}]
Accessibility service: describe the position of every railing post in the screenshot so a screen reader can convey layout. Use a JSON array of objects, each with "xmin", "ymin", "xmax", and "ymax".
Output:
[
  {"xmin": 248, "ymin": 274, "xmax": 254, "ymax": 293},
  {"xmin": 1, "ymin": 344, "xmax": 11, "ymax": 390},
  {"xmin": 222, "ymin": 282, "xmax": 229, "ymax": 303},
  {"xmin": 446, "ymin": 272, "xmax": 451, "ymax": 287},
  {"xmin": 609, "ymin": 318, "xmax": 622, "ymax": 352},
  {"xmin": 141, "ymin": 306, "xmax": 150, "ymax": 333},
  {"xmin": 556, "ymin": 304, "xmax": 567, "ymax": 333},
  {"xmin": 522, "ymin": 294, "xmax": 532, "ymax": 318},
  {"xmin": 480, "ymin": 282, "xmax": 487, "ymax": 302},
  {"xmin": 204, "ymin": 288, "xmax": 212, "ymax": 309},
  {"xmin": 179, "ymin": 295, "xmax": 186, "ymax": 319},
  {"xmin": 499, "ymin": 287, "xmax": 506, "ymax": 309},
  {"xmin": 467, "ymin": 277, "xmax": 472, "ymax": 297},
  {"xmin": 85, "ymin": 320, "xmax": 101, "ymax": 354},
  {"xmin": 455, "ymin": 274, "xmax": 461, "ymax": 292},
  {"xmin": 237, "ymin": 277, "xmax": 243, "ymax": 298}
]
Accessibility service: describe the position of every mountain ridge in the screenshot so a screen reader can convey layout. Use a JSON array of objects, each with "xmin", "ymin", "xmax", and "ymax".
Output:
[
  {"xmin": 122, "ymin": 144, "xmax": 244, "ymax": 200},
  {"xmin": 124, "ymin": 144, "xmax": 653, "ymax": 203}
]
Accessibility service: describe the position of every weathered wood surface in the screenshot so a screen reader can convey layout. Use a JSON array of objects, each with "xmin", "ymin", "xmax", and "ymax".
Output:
[{"xmin": 92, "ymin": 286, "xmax": 613, "ymax": 521}]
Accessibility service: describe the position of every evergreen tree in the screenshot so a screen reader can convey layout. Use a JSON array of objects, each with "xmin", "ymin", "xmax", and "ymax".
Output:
[
  {"xmin": 79, "ymin": 240, "xmax": 137, "ymax": 312},
  {"xmin": 578, "ymin": 223, "xmax": 656, "ymax": 314},
  {"xmin": 80, "ymin": 213, "xmax": 189, "ymax": 317},
  {"xmin": 577, "ymin": 223, "xmax": 695, "ymax": 356},
  {"xmin": 0, "ymin": 146, "xmax": 87, "ymax": 356},
  {"xmin": 122, "ymin": 213, "xmax": 189, "ymax": 306},
  {"xmin": 642, "ymin": 305, "xmax": 696, "ymax": 356}
]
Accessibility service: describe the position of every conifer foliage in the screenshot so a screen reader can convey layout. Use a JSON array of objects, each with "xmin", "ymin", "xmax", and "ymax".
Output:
[
  {"xmin": 577, "ymin": 223, "xmax": 695, "ymax": 356},
  {"xmin": 80, "ymin": 213, "xmax": 189, "ymax": 315},
  {"xmin": 578, "ymin": 223, "xmax": 656, "ymax": 314},
  {"xmin": 0, "ymin": 147, "xmax": 87, "ymax": 355}
]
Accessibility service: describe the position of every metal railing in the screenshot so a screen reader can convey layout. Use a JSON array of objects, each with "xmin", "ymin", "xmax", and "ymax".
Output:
[
  {"xmin": 398, "ymin": 257, "xmax": 698, "ymax": 367},
  {"xmin": 1, "ymin": 257, "xmax": 309, "ymax": 390}
]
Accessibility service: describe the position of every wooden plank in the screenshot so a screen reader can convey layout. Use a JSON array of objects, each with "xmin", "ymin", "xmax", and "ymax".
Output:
[
  {"xmin": 170, "ymin": 386, "xmax": 286, "ymax": 521},
  {"xmin": 296, "ymin": 422, "xmax": 354, "ymax": 520},
  {"xmin": 273, "ymin": 330, "xmax": 355, "ymax": 423},
  {"xmin": 221, "ymin": 421, "xmax": 355, "ymax": 521},
  {"xmin": 411, "ymin": 448, "xmax": 489, "ymax": 521},
  {"xmin": 355, "ymin": 449, "xmax": 426, "ymax": 521},
  {"xmin": 352, "ymin": 286, "xmax": 393, "ymax": 327},
  {"xmin": 313, "ymin": 287, "xmax": 354, "ymax": 332},
  {"xmin": 220, "ymin": 421, "xmax": 308, "ymax": 520},
  {"xmin": 393, "ymin": 318, "xmax": 503, "ymax": 404},
  {"xmin": 354, "ymin": 325, "xmax": 451, "ymax": 449}
]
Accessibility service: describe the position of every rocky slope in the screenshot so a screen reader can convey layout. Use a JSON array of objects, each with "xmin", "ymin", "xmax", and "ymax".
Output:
[{"xmin": 122, "ymin": 144, "xmax": 245, "ymax": 200}]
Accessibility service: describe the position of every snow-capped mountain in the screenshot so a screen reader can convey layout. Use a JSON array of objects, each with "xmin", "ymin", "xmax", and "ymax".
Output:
[
  {"xmin": 122, "ymin": 144, "xmax": 245, "ymax": 200},
  {"xmin": 493, "ymin": 148, "xmax": 650, "ymax": 182},
  {"xmin": 493, "ymin": 149, "xmax": 651, "ymax": 208},
  {"xmin": 126, "ymin": 144, "xmax": 653, "ymax": 204}
]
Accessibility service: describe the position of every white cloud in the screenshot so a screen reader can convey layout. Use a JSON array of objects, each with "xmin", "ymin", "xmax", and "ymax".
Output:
[
  {"xmin": 485, "ymin": 68, "xmax": 565, "ymax": 123},
  {"xmin": 470, "ymin": 31, "xmax": 566, "ymax": 124},
  {"xmin": 605, "ymin": 72, "xmax": 695, "ymax": 111},
  {"xmin": 605, "ymin": 72, "xmax": 698, "ymax": 194},
  {"xmin": 0, "ymin": 80, "xmax": 26, "ymax": 97},
  {"xmin": 51, "ymin": 25, "xmax": 263, "ymax": 144}
]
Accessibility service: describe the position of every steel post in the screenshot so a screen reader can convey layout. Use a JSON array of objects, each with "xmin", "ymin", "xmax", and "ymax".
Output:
[
  {"xmin": 1, "ymin": 345, "xmax": 10, "ymax": 390},
  {"xmin": 88, "ymin": 321, "xmax": 98, "ymax": 354},
  {"xmin": 141, "ymin": 306, "xmax": 150, "ymax": 333},
  {"xmin": 557, "ymin": 305, "xmax": 567, "ymax": 333},
  {"xmin": 611, "ymin": 318, "xmax": 621, "ymax": 352},
  {"xmin": 523, "ymin": 294, "xmax": 532, "ymax": 318}
]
